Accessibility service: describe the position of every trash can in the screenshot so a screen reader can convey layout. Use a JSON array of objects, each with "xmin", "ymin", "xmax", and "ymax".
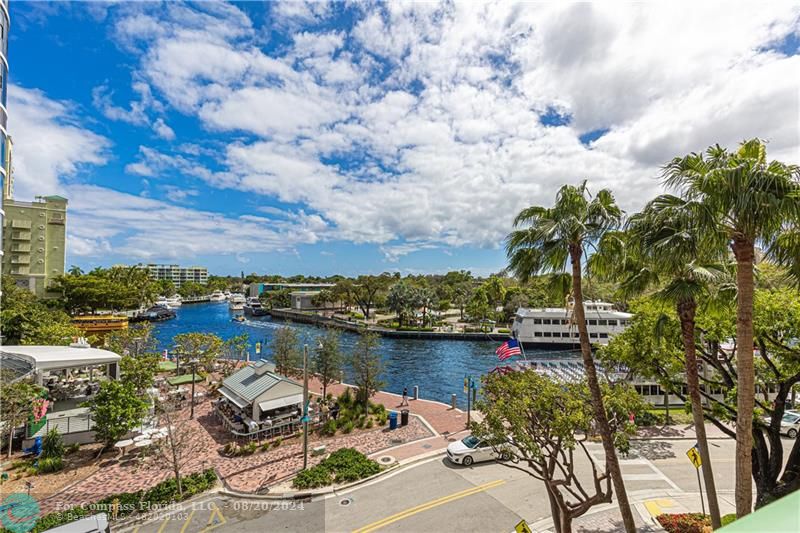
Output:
[
  {"xmin": 389, "ymin": 411, "xmax": 398, "ymax": 430},
  {"xmin": 400, "ymin": 409, "xmax": 409, "ymax": 427}
]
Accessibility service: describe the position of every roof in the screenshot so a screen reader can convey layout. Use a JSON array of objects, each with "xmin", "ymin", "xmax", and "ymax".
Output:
[
  {"xmin": 516, "ymin": 306, "xmax": 632, "ymax": 319},
  {"xmin": 220, "ymin": 362, "xmax": 301, "ymax": 403},
  {"xmin": 0, "ymin": 345, "xmax": 121, "ymax": 371}
]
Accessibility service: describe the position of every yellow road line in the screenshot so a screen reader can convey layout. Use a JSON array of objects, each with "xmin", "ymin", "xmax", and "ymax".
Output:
[
  {"xmin": 156, "ymin": 518, "xmax": 169, "ymax": 533},
  {"xmin": 201, "ymin": 502, "xmax": 227, "ymax": 532},
  {"xmin": 179, "ymin": 509, "xmax": 196, "ymax": 533},
  {"xmin": 352, "ymin": 479, "xmax": 506, "ymax": 533}
]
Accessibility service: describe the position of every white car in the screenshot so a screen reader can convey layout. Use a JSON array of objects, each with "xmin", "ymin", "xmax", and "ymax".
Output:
[
  {"xmin": 780, "ymin": 411, "xmax": 800, "ymax": 439},
  {"xmin": 446, "ymin": 434, "xmax": 513, "ymax": 466}
]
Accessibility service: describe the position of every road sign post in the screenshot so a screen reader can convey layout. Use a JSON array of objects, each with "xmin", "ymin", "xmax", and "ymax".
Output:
[{"xmin": 686, "ymin": 445, "xmax": 705, "ymax": 515}]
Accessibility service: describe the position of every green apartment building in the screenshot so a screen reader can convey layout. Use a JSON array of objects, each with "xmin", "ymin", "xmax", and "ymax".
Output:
[{"xmin": 1, "ymin": 195, "xmax": 67, "ymax": 297}]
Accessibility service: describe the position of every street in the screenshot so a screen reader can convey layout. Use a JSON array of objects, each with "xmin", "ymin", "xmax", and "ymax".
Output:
[{"xmin": 118, "ymin": 436, "xmax": 779, "ymax": 533}]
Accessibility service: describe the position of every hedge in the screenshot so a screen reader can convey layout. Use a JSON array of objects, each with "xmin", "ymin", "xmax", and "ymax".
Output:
[{"xmin": 8, "ymin": 469, "xmax": 218, "ymax": 533}]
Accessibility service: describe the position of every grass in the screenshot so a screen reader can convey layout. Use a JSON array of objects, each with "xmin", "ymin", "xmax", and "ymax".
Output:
[
  {"xmin": 167, "ymin": 374, "xmax": 204, "ymax": 386},
  {"xmin": 646, "ymin": 408, "xmax": 693, "ymax": 425},
  {"xmin": 158, "ymin": 361, "xmax": 178, "ymax": 372}
]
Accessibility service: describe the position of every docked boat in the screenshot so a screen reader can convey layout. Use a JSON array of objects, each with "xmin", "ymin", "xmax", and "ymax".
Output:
[
  {"xmin": 72, "ymin": 315, "xmax": 129, "ymax": 335},
  {"xmin": 511, "ymin": 301, "xmax": 632, "ymax": 348},
  {"xmin": 228, "ymin": 293, "xmax": 246, "ymax": 311},
  {"xmin": 209, "ymin": 290, "xmax": 226, "ymax": 302},
  {"xmin": 243, "ymin": 297, "xmax": 268, "ymax": 316},
  {"xmin": 166, "ymin": 295, "xmax": 182, "ymax": 308},
  {"xmin": 131, "ymin": 305, "xmax": 176, "ymax": 323}
]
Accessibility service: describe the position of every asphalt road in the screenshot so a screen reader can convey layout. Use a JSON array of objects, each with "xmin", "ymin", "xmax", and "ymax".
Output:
[{"xmin": 121, "ymin": 436, "xmax": 793, "ymax": 533}]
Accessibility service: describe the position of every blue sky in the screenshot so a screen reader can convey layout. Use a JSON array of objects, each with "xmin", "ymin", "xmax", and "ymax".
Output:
[{"xmin": 8, "ymin": 1, "xmax": 799, "ymax": 276}]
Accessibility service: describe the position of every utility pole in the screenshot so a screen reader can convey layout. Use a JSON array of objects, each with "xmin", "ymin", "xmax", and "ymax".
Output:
[{"xmin": 302, "ymin": 344, "xmax": 309, "ymax": 470}]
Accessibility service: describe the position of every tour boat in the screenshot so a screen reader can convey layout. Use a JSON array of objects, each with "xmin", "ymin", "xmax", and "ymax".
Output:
[{"xmin": 511, "ymin": 301, "xmax": 632, "ymax": 348}]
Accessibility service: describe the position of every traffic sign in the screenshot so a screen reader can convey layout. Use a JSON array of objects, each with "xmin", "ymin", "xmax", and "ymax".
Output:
[
  {"xmin": 686, "ymin": 446, "xmax": 702, "ymax": 469},
  {"xmin": 515, "ymin": 519, "xmax": 533, "ymax": 533}
]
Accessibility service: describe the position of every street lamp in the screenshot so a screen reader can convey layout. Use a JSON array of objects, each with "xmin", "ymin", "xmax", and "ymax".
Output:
[
  {"xmin": 189, "ymin": 358, "xmax": 199, "ymax": 420},
  {"xmin": 302, "ymin": 344, "xmax": 309, "ymax": 470}
]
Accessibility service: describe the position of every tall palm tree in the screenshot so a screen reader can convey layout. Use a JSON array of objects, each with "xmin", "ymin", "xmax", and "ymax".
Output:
[
  {"xmin": 506, "ymin": 182, "xmax": 636, "ymax": 533},
  {"xmin": 592, "ymin": 195, "xmax": 730, "ymax": 528},
  {"xmin": 662, "ymin": 139, "xmax": 800, "ymax": 516}
]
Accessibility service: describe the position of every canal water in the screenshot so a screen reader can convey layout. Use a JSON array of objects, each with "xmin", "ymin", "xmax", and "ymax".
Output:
[{"xmin": 151, "ymin": 302, "xmax": 571, "ymax": 405}]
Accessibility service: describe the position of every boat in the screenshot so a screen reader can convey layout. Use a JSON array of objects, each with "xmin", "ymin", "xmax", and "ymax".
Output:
[
  {"xmin": 209, "ymin": 290, "xmax": 226, "ymax": 302},
  {"xmin": 243, "ymin": 297, "xmax": 268, "ymax": 316},
  {"xmin": 228, "ymin": 293, "xmax": 246, "ymax": 311},
  {"xmin": 71, "ymin": 315, "xmax": 129, "ymax": 335},
  {"xmin": 511, "ymin": 301, "xmax": 632, "ymax": 348},
  {"xmin": 130, "ymin": 305, "xmax": 176, "ymax": 323},
  {"xmin": 232, "ymin": 315, "xmax": 246, "ymax": 323},
  {"xmin": 223, "ymin": 290, "xmax": 231, "ymax": 300},
  {"xmin": 165, "ymin": 295, "xmax": 182, "ymax": 308}
]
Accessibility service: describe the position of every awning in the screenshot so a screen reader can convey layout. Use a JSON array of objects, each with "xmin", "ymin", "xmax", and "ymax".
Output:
[
  {"xmin": 219, "ymin": 387, "xmax": 249, "ymax": 409},
  {"xmin": 258, "ymin": 394, "xmax": 303, "ymax": 413}
]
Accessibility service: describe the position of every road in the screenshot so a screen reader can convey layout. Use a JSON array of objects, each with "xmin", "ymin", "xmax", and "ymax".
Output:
[{"xmin": 121, "ymin": 437, "xmax": 789, "ymax": 533}]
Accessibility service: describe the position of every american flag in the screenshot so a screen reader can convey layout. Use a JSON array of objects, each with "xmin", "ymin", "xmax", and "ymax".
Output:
[{"xmin": 496, "ymin": 338, "xmax": 522, "ymax": 361}]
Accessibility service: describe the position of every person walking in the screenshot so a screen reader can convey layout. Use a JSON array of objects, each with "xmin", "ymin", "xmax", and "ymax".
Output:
[{"xmin": 401, "ymin": 387, "xmax": 409, "ymax": 406}]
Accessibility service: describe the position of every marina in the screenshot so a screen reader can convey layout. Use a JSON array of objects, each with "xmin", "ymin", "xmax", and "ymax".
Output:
[{"xmin": 149, "ymin": 301, "xmax": 577, "ymax": 406}]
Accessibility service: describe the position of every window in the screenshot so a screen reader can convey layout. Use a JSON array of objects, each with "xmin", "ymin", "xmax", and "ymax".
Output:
[
  {"xmin": 608, "ymin": 320, "xmax": 618, "ymax": 326},
  {"xmin": 590, "ymin": 333, "xmax": 598, "ymax": 338},
  {"xmin": 534, "ymin": 332, "xmax": 542, "ymax": 337},
  {"xmin": 588, "ymin": 319, "xmax": 597, "ymax": 326},
  {"xmin": 542, "ymin": 319, "xmax": 551, "ymax": 325},
  {"xmin": 543, "ymin": 332, "xmax": 552, "ymax": 337},
  {"xmin": 599, "ymin": 333, "xmax": 608, "ymax": 339},
  {"xmin": 597, "ymin": 319, "xmax": 607, "ymax": 326},
  {"xmin": 533, "ymin": 318, "xmax": 542, "ymax": 325},
  {"xmin": 561, "ymin": 319, "xmax": 569, "ymax": 325}
]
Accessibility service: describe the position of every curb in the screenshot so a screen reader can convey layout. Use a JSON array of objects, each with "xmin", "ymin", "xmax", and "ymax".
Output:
[{"xmin": 632, "ymin": 436, "xmax": 732, "ymax": 441}]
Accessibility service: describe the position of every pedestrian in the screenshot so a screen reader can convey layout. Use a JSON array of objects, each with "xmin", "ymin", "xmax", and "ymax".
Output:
[{"xmin": 401, "ymin": 387, "xmax": 409, "ymax": 406}]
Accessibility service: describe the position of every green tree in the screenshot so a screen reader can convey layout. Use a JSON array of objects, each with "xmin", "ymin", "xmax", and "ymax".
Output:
[
  {"xmin": 465, "ymin": 287, "xmax": 490, "ymax": 324},
  {"xmin": 120, "ymin": 354, "xmax": 159, "ymax": 393},
  {"xmin": 506, "ymin": 181, "xmax": 635, "ymax": 532},
  {"xmin": 259, "ymin": 288, "xmax": 292, "ymax": 309},
  {"xmin": 473, "ymin": 371, "xmax": 643, "ymax": 533},
  {"xmin": 313, "ymin": 329, "xmax": 344, "ymax": 398},
  {"xmin": 350, "ymin": 331, "xmax": 385, "ymax": 412},
  {"xmin": 172, "ymin": 332, "xmax": 223, "ymax": 373},
  {"xmin": 177, "ymin": 281, "xmax": 205, "ymax": 298},
  {"xmin": 591, "ymin": 198, "xmax": 729, "ymax": 528},
  {"xmin": 104, "ymin": 323, "xmax": 158, "ymax": 357},
  {"xmin": 386, "ymin": 281, "xmax": 420, "ymax": 327},
  {"xmin": 270, "ymin": 327, "xmax": 302, "ymax": 376},
  {"xmin": 156, "ymin": 279, "xmax": 176, "ymax": 297},
  {"xmin": 85, "ymin": 380, "xmax": 148, "ymax": 448},
  {"xmin": 661, "ymin": 139, "xmax": 800, "ymax": 516},
  {"xmin": 336, "ymin": 275, "xmax": 392, "ymax": 320},
  {"xmin": 483, "ymin": 276, "xmax": 507, "ymax": 311},
  {"xmin": 452, "ymin": 282, "xmax": 473, "ymax": 320},
  {"xmin": 0, "ymin": 381, "xmax": 44, "ymax": 457}
]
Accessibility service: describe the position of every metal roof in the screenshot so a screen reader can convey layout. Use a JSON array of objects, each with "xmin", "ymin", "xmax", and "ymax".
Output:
[
  {"xmin": 221, "ymin": 362, "xmax": 300, "ymax": 403},
  {"xmin": 1, "ymin": 346, "xmax": 121, "ymax": 371}
]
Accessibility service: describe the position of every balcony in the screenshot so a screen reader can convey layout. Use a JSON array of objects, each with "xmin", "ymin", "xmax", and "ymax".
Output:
[
  {"xmin": 10, "ymin": 244, "xmax": 30, "ymax": 252},
  {"xmin": 11, "ymin": 220, "xmax": 31, "ymax": 229},
  {"xmin": 48, "ymin": 214, "xmax": 65, "ymax": 225},
  {"xmin": 11, "ymin": 231, "xmax": 31, "ymax": 240},
  {"xmin": 11, "ymin": 256, "xmax": 30, "ymax": 265},
  {"xmin": 11, "ymin": 267, "xmax": 29, "ymax": 275}
]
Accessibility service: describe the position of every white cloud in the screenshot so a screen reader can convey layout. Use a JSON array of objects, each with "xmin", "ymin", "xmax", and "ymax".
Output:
[
  {"xmin": 9, "ymin": 86, "xmax": 110, "ymax": 199},
  {"xmin": 152, "ymin": 118, "xmax": 176, "ymax": 140}
]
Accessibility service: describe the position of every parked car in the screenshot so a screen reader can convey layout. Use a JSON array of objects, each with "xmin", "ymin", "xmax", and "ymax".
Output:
[
  {"xmin": 780, "ymin": 411, "xmax": 800, "ymax": 439},
  {"xmin": 446, "ymin": 434, "xmax": 513, "ymax": 466}
]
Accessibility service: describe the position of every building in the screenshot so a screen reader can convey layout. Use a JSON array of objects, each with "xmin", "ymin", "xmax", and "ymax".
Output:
[
  {"xmin": 249, "ymin": 282, "xmax": 334, "ymax": 298},
  {"xmin": 1, "ymin": 0, "xmax": 11, "ymax": 308},
  {"xmin": 146, "ymin": 263, "xmax": 208, "ymax": 287},
  {"xmin": 511, "ymin": 301, "xmax": 632, "ymax": 348},
  {"xmin": 1, "ymin": 195, "xmax": 68, "ymax": 297}
]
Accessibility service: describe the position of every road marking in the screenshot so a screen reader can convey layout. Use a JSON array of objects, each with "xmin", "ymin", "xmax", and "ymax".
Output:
[
  {"xmin": 156, "ymin": 519, "xmax": 169, "ymax": 533},
  {"xmin": 351, "ymin": 479, "xmax": 506, "ymax": 533},
  {"xmin": 200, "ymin": 501, "xmax": 227, "ymax": 532},
  {"xmin": 590, "ymin": 449, "xmax": 681, "ymax": 491},
  {"xmin": 644, "ymin": 498, "xmax": 675, "ymax": 517},
  {"xmin": 179, "ymin": 509, "xmax": 196, "ymax": 533}
]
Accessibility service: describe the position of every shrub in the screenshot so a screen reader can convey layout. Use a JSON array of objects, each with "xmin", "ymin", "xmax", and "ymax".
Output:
[
  {"xmin": 321, "ymin": 419, "xmax": 337, "ymax": 437},
  {"xmin": 377, "ymin": 412, "xmax": 388, "ymax": 426},
  {"xmin": 635, "ymin": 410, "xmax": 662, "ymax": 426},
  {"xmin": 356, "ymin": 416, "xmax": 366, "ymax": 429},
  {"xmin": 41, "ymin": 429, "xmax": 65, "ymax": 460},
  {"xmin": 497, "ymin": 328, "xmax": 511, "ymax": 333},
  {"xmin": 341, "ymin": 421, "xmax": 354, "ymax": 434},
  {"xmin": 338, "ymin": 388, "xmax": 354, "ymax": 408},
  {"xmin": 365, "ymin": 418, "xmax": 374, "ymax": 429},
  {"xmin": 292, "ymin": 465, "xmax": 333, "ymax": 489},
  {"xmin": 273, "ymin": 437, "xmax": 282, "ymax": 447},
  {"xmin": 65, "ymin": 443, "xmax": 81, "ymax": 455},
  {"xmin": 260, "ymin": 442, "xmax": 271, "ymax": 452},
  {"xmin": 223, "ymin": 442, "xmax": 238, "ymax": 456},
  {"xmin": 291, "ymin": 448, "xmax": 380, "ymax": 489},
  {"xmin": 656, "ymin": 513, "xmax": 711, "ymax": 533},
  {"xmin": 37, "ymin": 456, "xmax": 64, "ymax": 474},
  {"xmin": 721, "ymin": 514, "xmax": 736, "ymax": 527}
]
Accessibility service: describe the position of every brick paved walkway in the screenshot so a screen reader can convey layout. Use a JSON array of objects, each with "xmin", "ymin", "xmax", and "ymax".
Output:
[
  {"xmin": 309, "ymin": 377, "xmax": 468, "ymax": 435},
  {"xmin": 39, "ymin": 395, "xmax": 434, "ymax": 513}
]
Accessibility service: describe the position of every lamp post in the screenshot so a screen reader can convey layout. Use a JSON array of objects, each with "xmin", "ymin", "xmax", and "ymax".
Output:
[
  {"xmin": 302, "ymin": 343, "xmax": 309, "ymax": 470},
  {"xmin": 189, "ymin": 359, "xmax": 198, "ymax": 420}
]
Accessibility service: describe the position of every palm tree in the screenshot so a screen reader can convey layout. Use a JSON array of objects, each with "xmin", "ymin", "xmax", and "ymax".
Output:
[
  {"xmin": 592, "ymin": 196, "xmax": 730, "ymax": 528},
  {"xmin": 661, "ymin": 139, "xmax": 800, "ymax": 516},
  {"xmin": 506, "ymin": 182, "xmax": 636, "ymax": 533}
]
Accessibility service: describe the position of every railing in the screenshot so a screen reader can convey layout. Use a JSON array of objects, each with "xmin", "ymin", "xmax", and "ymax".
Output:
[
  {"xmin": 214, "ymin": 403, "xmax": 319, "ymax": 440},
  {"xmin": 27, "ymin": 413, "xmax": 94, "ymax": 438}
]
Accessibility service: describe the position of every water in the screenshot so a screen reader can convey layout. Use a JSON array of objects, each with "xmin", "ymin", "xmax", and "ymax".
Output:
[{"xmin": 151, "ymin": 302, "xmax": 566, "ymax": 405}]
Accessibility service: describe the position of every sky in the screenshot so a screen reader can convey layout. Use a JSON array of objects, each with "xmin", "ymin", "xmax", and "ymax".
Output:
[{"xmin": 7, "ymin": 1, "xmax": 800, "ymax": 277}]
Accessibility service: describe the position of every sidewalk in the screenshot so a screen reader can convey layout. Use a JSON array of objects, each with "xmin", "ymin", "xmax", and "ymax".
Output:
[
  {"xmin": 635, "ymin": 423, "xmax": 734, "ymax": 441},
  {"xmin": 530, "ymin": 490, "xmax": 737, "ymax": 532}
]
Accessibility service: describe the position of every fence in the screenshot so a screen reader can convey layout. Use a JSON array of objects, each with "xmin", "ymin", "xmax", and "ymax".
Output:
[{"xmin": 27, "ymin": 412, "xmax": 94, "ymax": 438}]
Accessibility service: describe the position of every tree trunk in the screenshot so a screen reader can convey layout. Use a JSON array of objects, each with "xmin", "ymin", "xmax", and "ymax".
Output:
[
  {"xmin": 569, "ymin": 245, "xmax": 636, "ymax": 533},
  {"xmin": 732, "ymin": 236, "xmax": 755, "ymax": 517},
  {"xmin": 664, "ymin": 391, "xmax": 670, "ymax": 425},
  {"xmin": 546, "ymin": 486, "xmax": 563, "ymax": 533},
  {"xmin": 678, "ymin": 300, "xmax": 721, "ymax": 528}
]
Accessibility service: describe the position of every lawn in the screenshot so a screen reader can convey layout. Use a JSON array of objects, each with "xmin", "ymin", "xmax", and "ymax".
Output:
[
  {"xmin": 167, "ymin": 374, "xmax": 204, "ymax": 386},
  {"xmin": 158, "ymin": 361, "xmax": 177, "ymax": 372}
]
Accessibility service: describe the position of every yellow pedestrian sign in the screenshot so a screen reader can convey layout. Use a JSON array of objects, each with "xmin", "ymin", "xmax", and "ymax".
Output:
[
  {"xmin": 686, "ymin": 446, "xmax": 702, "ymax": 469},
  {"xmin": 515, "ymin": 519, "xmax": 533, "ymax": 533}
]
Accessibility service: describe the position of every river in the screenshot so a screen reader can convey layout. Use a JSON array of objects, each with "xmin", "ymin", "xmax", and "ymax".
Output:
[{"xmin": 151, "ymin": 302, "xmax": 568, "ymax": 405}]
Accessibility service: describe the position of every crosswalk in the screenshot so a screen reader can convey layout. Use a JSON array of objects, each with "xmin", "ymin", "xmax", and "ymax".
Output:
[{"xmin": 123, "ymin": 501, "xmax": 227, "ymax": 533}]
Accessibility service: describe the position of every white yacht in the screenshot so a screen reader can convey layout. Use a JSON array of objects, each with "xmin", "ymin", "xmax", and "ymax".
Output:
[
  {"xmin": 244, "ymin": 297, "xmax": 268, "ymax": 316},
  {"xmin": 228, "ymin": 293, "xmax": 246, "ymax": 311},
  {"xmin": 209, "ymin": 290, "xmax": 226, "ymax": 302},
  {"xmin": 511, "ymin": 301, "xmax": 632, "ymax": 348},
  {"xmin": 165, "ymin": 295, "xmax": 182, "ymax": 308}
]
